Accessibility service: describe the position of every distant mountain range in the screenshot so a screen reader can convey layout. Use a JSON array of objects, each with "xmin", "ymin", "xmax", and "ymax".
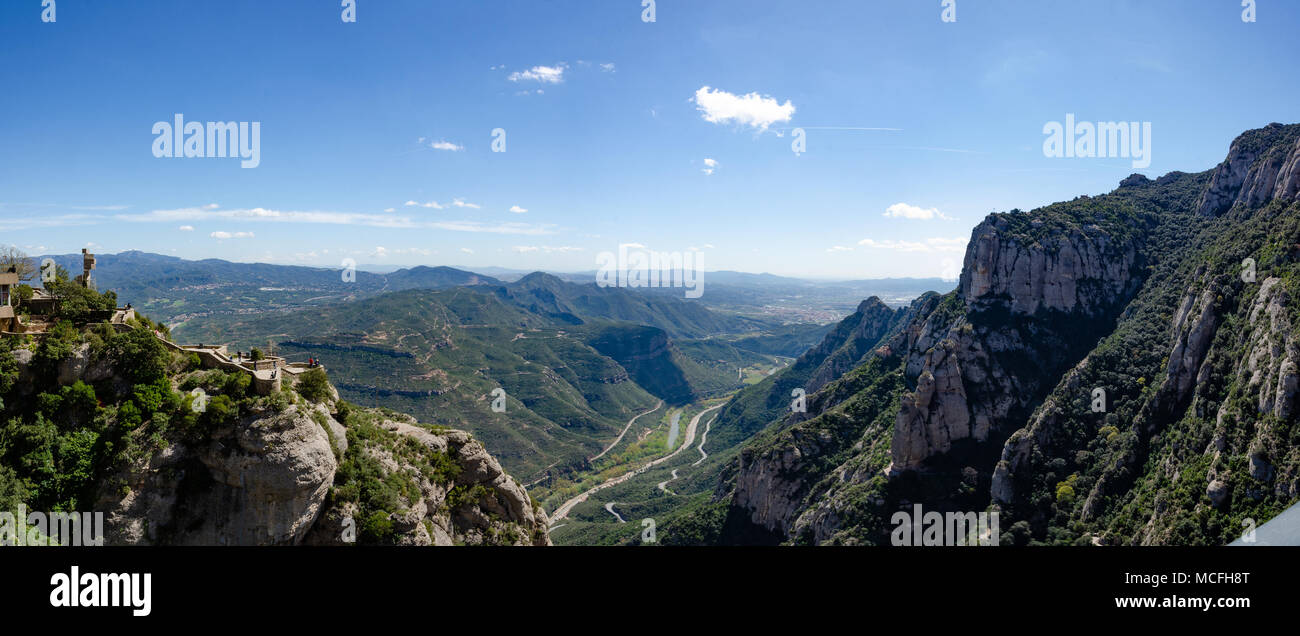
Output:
[{"xmin": 32, "ymin": 249, "xmax": 950, "ymax": 328}]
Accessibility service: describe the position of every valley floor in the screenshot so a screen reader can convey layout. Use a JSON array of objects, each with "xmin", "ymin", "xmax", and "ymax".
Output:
[{"xmin": 537, "ymin": 395, "xmax": 734, "ymax": 545}]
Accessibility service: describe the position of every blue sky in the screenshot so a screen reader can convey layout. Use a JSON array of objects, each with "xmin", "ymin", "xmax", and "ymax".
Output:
[{"xmin": 1, "ymin": 0, "xmax": 1297, "ymax": 279}]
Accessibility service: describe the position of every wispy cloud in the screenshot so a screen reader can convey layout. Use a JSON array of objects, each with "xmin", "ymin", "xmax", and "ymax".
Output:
[
  {"xmin": 858, "ymin": 237, "xmax": 967, "ymax": 253},
  {"xmin": 0, "ymin": 213, "xmax": 102, "ymax": 232},
  {"xmin": 210, "ymin": 231, "xmax": 255, "ymax": 240},
  {"xmin": 428, "ymin": 139, "xmax": 463, "ymax": 151},
  {"xmin": 702, "ymin": 158, "xmax": 718, "ymax": 175},
  {"xmin": 115, "ymin": 206, "xmax": 554, "ymax": 235},
  {"xmin": 509, "ymin": 205, "xmax": 528, "ymax": 214},
  {"xmin": 882, "ymin": 203, "xmax": 955, "ymax": 221},
  {"xmin": 406, "ymin": 200, "xmax": 445, "ymax": 209},
  {"xmin": 513, "ymin": 245, "xmax": 583, "ymax": 254},
  {"xmin": 508, "ymin": 64, "xmax": 566, "ymax": 84}
]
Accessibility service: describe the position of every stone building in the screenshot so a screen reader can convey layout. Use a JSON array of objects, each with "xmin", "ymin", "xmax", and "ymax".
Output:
[{"xmin": 0, "ymin": 267, "xmax": 17, "ymax": 332}]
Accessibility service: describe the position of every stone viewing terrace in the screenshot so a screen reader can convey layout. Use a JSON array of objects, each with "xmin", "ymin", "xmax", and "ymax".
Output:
[
  {"xmin": 1, "ymin": 249, "xmax": 324, "ymax": 396},
  {"xmin": 0, "ymin": 249, "xmax": 137, "ymax": 335},
  {"xmin": 154, "ymin": 340, "xmax": 325, "ymax": 396}
]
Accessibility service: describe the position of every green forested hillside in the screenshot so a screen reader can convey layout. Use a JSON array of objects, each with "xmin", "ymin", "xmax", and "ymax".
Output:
[
  {"xmin": 669, "ymin": 123, "xmax": 1300, "ymax": 546},
  {"xmin": 172, "ymin": 284, "xmax": 780, "ymax": 483}
]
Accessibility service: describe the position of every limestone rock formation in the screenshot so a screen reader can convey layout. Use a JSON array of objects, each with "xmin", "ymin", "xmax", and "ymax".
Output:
[
  {"xmin": 891, "ymin": 211, "xmax": 1140, "ymax": 473},
  {"xmin": 960, "ymin": 215, "xmax": 1137, "ymax": 316},
  {"xmin": 1196, "ymin": 123, "xmax": 1300, "ymax": 216},
  {"xmin": 98, "ymin": 402, "xmax": 338, "ymax": 545},
  {"xmin": 305, "ymin": 414, "xmax": 551, "ymax": 547},
  {"xmin": 15, "ymin": 332, "xmax": 552, "ymax": 547}
]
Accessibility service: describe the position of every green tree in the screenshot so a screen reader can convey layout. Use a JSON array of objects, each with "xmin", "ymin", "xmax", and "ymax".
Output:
[
  {"xmin": 295, "ymin": 368, "xmax": 331, "ymax": 403},
  {"xmin": 105, "ymin": 328, "xmax": 169, "ymax": 385}
]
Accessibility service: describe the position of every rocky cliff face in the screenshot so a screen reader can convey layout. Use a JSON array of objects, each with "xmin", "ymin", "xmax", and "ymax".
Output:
[
  {"xmin": 587, "ymin": 325, "xmax": 695, "ymax": 404},
  {"xmin": 960, "ymin": 216, "xmax": 1139, "ymax": 316},
  {"xmin": 728, "ymin": 298, "xmax": 912, "ymax": 537},
  {"xmin": 803, "ymin": 298, "xmax": 903, "ymax": 395},
  {"xmin": 1196, "ymin": 123, "xmax": 1300, "ymax": 217},
  {"xmin": 718, "ymin": 124, "xmax": 1300, "ymax": 546},
  {"xmin": 98, "ymin": 402, "xmax": 339, "ymax": 545},
  {"xmin": 890, "ymin": 212, "xmax": 1141, "ymax": 473},
  {"xmin": 9, "ymin": 339, "xmax": 548, "ymax": 547},
  {"xmin": 974, "ymin": 126, "xmax": 1300, "ymax": 545},
  {"xmin": 305, "ymin": 414, "xmax": 550, "ymax": 547}
]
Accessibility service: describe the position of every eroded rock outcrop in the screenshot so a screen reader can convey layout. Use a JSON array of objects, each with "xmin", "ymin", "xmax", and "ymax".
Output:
[
  {"xmin": 1151, "ymin": 273, "xmax": 1223, "ymax": 420},
  {"xmin": 961, "ymin": 216, "xmax": 1138, "ymax": 316},
  {"xmin": 1196, "ymin": 123, "xmax": 1300, "ymax": 217},
  {"xmin": 891, "ymin": 214, "xmax": 1141, "ymax": 473},
  {"xmin": 10, "ymin": 331, "xmax": 553, "ymax": 547},
  {"xmin": 98, "ymin": 402, "xmax": 339, "ymax": 545},
  {"xmin": 305, "ymin": 413, "xmax": 550, "ymax": 547}
]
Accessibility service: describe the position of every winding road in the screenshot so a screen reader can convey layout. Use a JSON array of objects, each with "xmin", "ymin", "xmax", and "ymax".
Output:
[
  {"xmin": 692, "ymin": 412, "xmax": 719, "ymax": 467},
  {"xmin": 548, "ymin": 402, "xmax": 724, "ymax": 526},
  {"xmin": 657, "ymin": 469, "xmax": 680, "ymax": 495},
  {"xmin": 604, "ymin": 502, "xmax": 626, "ymax": 523},
  {"xmin": 590, "ymin": 401, "xmax": 663, "ymax": 462}
]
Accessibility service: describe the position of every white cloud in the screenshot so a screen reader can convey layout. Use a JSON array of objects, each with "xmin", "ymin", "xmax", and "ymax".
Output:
[
  {"xmin": 925, "ymin": 237, "xmax": 969, "ymax": 251},
  {"xmin": 203, "ymin": 203, "xmax": 219, "ymax": 210},
  {"xmin": 857, "ymin": 237, "xmax": 968, "ymax": 253},
  {"xmin": 600, "ymin": 63, "xmax": 616, "ymax": 73},
  {"xmin": 0, "ymin": 213, "xmax": 101, "ymax": 232},
  {"xmin": 429, "ymin": 140, "xmax": 463, "ymax": 151},
  {"xmin": 391, "ymin": 247, "xmax": 435, "ymax": 256},
  {"xmin": 883, "ymin": 202, "xmax": 954, "ymax": 221},
  {"xmin": 509, "ymin": 205, "xmax": 528, "ymax": 214},
  {"xmin": 178, "ymin": 225, "xmax": 195, "ymax": 232},
  {"xmin": 939, "ymin": 258, "xmax": 962, "ymax": 282},
  {"xmin": 508, "ymin": 64, "xmax": 566, "ymax": 84},
  {"xmin": 210, "ymin": 231, "xmax": 254, "ymax": 240},
  {"xmin": 514, "ymin": 245, "xmax": 582, "ymax": 254},
  {"xmin": 460, "ymin": 248, "xmax": 474, "ymax": 254},
  {"xmin": 116, "ymin": 206, "xmax": 555, "ymax": 235},
  {"xmin": 692, "ymin": 86, "xmax": 795, "ymax": 131},
  {"xmin": 372, "ymin": 246, "xmax": 388, "ymax": 258},
  {"xmin": 826, "ymin": 245, "xmax": 853, "ymax": 252},
  {"xmin": 702, "ymin": 157, "xmax": 718, "ymax": 175},
  {"xmin": 452, "ymin": 199, "xmax": 480, "ymax": 209},
  {"xmin": 429, "ymin": 220, "xmax": 550, "ymax": 235},
  {"xmin": 405, "ymin": 200, "xmax": 444, "ymax": 209},
  {"xmin": 383, "ymin": 208, "xmax": 395, "ymax": 213}
]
